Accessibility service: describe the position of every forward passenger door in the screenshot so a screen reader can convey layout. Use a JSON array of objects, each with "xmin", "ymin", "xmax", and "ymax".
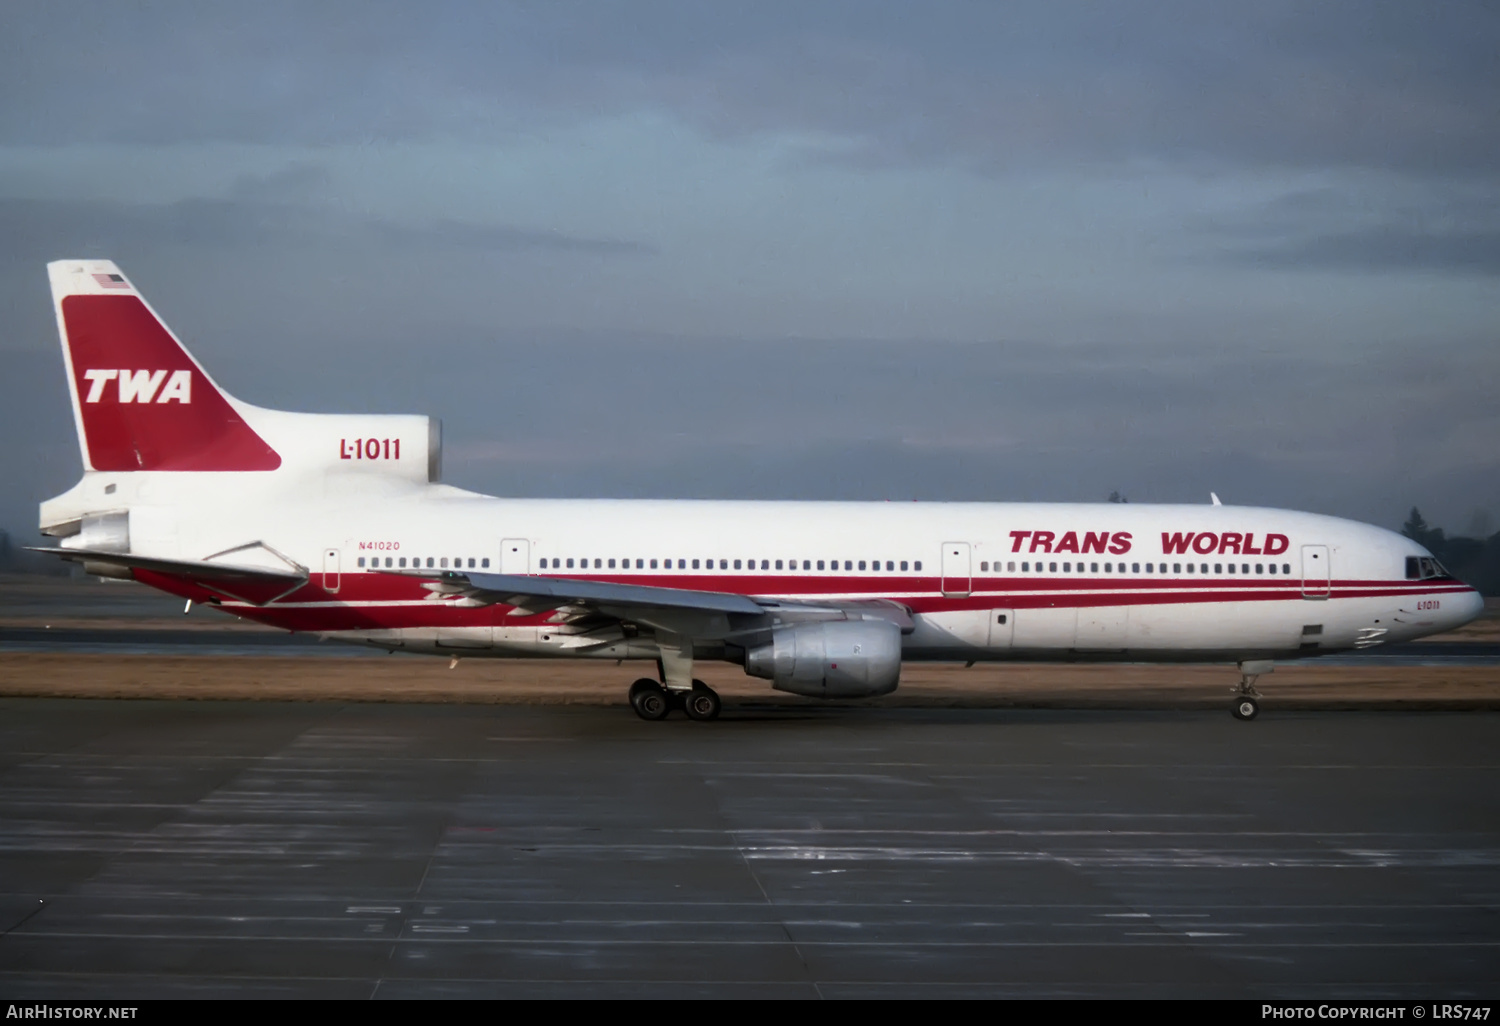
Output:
[
  {"xmin": 1301, "ymin": 544, "xmax": 1331, "ymax": 599},
  {"xmin": 941, "ymin": 542, "xmax": 972, "ymax": 597}
]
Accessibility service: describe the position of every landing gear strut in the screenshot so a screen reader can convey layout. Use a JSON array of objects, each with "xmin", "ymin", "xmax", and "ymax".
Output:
[{"xmin": 1231, "ymin": 660, "xmax": 1273, "ymax": 721}]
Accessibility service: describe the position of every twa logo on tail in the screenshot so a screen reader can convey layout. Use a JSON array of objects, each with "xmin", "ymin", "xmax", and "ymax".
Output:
[
  {"xmin": 51, "ymin": 259, "xmax": 281, "ymax": 472},
  {"xmin": 83, "ymin": 369, "xmax": 193, "ymax": 404}
]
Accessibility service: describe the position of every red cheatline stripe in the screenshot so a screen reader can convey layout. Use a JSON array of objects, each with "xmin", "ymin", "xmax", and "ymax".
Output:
[{"xmin": 177, "ymin": 573, "xmax": 1472, "ymax": 634}]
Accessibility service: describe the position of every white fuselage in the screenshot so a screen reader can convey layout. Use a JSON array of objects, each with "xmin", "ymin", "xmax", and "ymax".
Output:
[{"xmin": 43, "ymin": 468, "xmax": 1484, "ymax": 665}]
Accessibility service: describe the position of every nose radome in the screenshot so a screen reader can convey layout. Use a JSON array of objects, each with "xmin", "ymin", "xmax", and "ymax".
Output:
[{"xmin": 1450, "ymin": 589, "xmax": 1486, "ymax": 631}]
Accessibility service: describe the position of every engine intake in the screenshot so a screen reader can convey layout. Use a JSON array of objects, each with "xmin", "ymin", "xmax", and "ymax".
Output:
[{"xmin": 744, "ymin": 619, "xmax": 902, "ymax": 698}]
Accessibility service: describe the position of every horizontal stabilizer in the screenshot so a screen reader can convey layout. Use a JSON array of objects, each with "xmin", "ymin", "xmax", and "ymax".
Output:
[{"xmin": 27, "ymin": 546, "xmax": 308, "ymax": 605}]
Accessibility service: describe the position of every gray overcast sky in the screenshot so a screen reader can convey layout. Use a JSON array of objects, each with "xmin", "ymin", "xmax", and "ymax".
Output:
[{"xmin": 2, "ymin": 1, "xmax": 1497, "ymax": 538}]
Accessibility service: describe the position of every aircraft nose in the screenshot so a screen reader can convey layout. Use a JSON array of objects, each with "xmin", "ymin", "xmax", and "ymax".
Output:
[{"xmin": 1451, "ymin": 588, "xmax": 1486, "ymax": 631}]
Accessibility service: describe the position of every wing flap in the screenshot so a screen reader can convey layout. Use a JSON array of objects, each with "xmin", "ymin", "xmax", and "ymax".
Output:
[{"xmin": 446, "ymin": 571, "xmax": 766, "ymax": 616}]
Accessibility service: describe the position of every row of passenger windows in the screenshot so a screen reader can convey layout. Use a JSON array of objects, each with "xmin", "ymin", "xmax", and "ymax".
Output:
[
  {"xmin": 352, "ymin": 554, "xmax": 1294, "ymax": 576},
  {"xmin": 541, "ymin": 557, "xmax": 923, "ymax": 572},
  {"xmin": 979, "ymin": 560, "xmax": 1293, "ymax": 575},
  {"xmin": 357, "ymin": 556, "xmax": 489, "ymax": 569}
]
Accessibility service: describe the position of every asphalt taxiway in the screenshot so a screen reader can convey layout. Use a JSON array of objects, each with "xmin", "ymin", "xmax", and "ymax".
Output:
[{"xmin": 0, "ymin": 700, "xmax": 1496, "ymax": 998}]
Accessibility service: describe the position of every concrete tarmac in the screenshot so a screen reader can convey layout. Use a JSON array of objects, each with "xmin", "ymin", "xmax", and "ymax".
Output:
[{"xmin": 0, "ymin": 699, "xmax": 1496, "ymax": 998}]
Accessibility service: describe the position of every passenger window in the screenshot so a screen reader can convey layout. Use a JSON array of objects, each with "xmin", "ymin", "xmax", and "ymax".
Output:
[
  {"xmin": 1132, "ymin": 563, "xmax": 1140, "ymax": 573},
  {"xmin": 733, "ymin": 559, "xmax": 742, "ymax": 570},
  {"xmin": 1021, "ymin": 562, "xmax": 1029, "ymax": 571},
  {"xmin": 1282, "ymin": 564, "xmax": 1290, "ymax": 574},
  {"xmin": 775, "ymin": 560, "xmax": 783, "ymax": 570},
  {"xmin": 426, "ymin": 558, "xmax": 434, "ymax": 568},
  {"xmin": 679, "ymin": 559, "xmax": 687, "ymax": 569},
  {"xmin": 1173, "ymin": 563, "xmax": 1180, "ymax": 573},
  {"xmin": 720, "ymin": 559, "xmax": 728, "ymax": 570},
  {"xmin": 358, "ymin": 557, "xmax": 366, "ymax": 568},
  {"xmin": 482, "ymin": 558, "xmax": 490, "ymax": 568},
  {"xmin": 1050, "ymin": 562, "xmax": 1058, "ymax": 572},
  {"xmin": 1104, "ymin": 562, "xmax": 1111, "ymax": 572},
  {"xmin": 636, "ymin": 559, "xmax": 644, "ymax": 569},
  {"xmin": 1256, "ymin": 564, "xmax": 1264, "ymax": 574},
  {"xmin": 980, "ymin": 561, "xmax": 988, "ymax": 572},
  {"xmin": 566, "ymin": 558, "xmax": 574, "ymax": 569},
  {"xmin": 900, "ymin": 561, "xmax": 908, "ymax": 571},
  {"xmin": 844, "ymin": 560, "xmax": 853, "ymax": 571},
  {"xmin": 804, "ymin": 560, "xmax": 812, "ymax": 570},
  {"xmin": 1090, "ymin": 562, "xmax": 1098, "ymax": 573},
  {"xmin": 1214, "ymin": 563, "xmax": 1221, "ymax": 573},
  {"xmin": 817, "ymin": 560, "xmax": 825, "ymax": 571},
  {"xmin": 649, "ymin": 559, "xmax": 657, "ymax": 569},
  {"xmin": 399, "ymin": 557, "xmax": 407, "ymax": 568},
  {"xmin": 1241, "ymin": 564, "xmax": 1249, "ymax": 574},
  {"xmin": 1267, "ymin": 563, "xmax": 1275, "ymax": 574},
  {"xmin": 760, "ymin": 560, "xmax": 768, "ymax": 570},
  {"xmin": 1062, "ymin": 562, "xmax": 1070, "ymax": 572},
  {"xmin": 1007, "ymin": 561, "xmax": 1016, "ymax": 571},
  {"xmin": 608, "ymin": 558, "xmax": 616, "ymax": 569},
  {"xmin": 1186, "ymin": 563, "xmax": 1194, "ymax": 573},
  {"xmin": 1227, "ymin": 563, "xmax": 1235, "ymax": 574},
  {"xmin": 914, "ymin": 561, "xmax": 922, "ymax": 571},
  {"xmin": 690, "ymin": 559, "xmax": 699, "ymax": 569},
  {"xmin": 468, "ymin": 558, "xmax": 476, "ymax": 568},
  {"xmin": 1144, "ymin": 563, "xmax": 1152, "ymax": 573},
  {"xmin": 887, "ymin": 561, "xmax": 895, "ymax": 571}
]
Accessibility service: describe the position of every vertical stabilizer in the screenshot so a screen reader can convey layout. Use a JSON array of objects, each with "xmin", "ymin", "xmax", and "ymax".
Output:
[{"xmin": 49, "ymin": 260, "xmax": 281, "ymax": 472}]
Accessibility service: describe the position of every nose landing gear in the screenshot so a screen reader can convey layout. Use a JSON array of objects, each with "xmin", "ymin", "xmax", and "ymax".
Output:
[{"xmin": 1231, "ymin": 659, "xmax": 1273, "ymax": 721}]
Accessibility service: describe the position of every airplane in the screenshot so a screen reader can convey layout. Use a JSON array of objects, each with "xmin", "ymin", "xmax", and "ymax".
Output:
[{"xmin": 31, "ymin": 260, "xmax": 1485, "ymax": 722}]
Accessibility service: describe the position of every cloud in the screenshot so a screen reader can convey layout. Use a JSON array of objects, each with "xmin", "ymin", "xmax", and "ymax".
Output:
[
  {"xmin": 0, "ymin": 194, "xmax": 654, "ymax": 259},
  {"xmin": 3, "ymin": 3, "xmax": 1498, "ymax": 175},
  {"xmin": 1236, "ymin": 228, "xmax": 1500, "ymax": 275},
  {"xmin": 1198, "ymin": 182, "xmax": 1500, "ymax": 275}
]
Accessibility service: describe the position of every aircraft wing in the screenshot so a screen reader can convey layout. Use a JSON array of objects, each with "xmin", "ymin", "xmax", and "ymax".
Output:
[
  {"xmin": 458, "ymin": 571, "xmax": 765, "ymax": 615},
  {"xmin": 27, "ymin": 546, "xmax": 308, "ymax": 605},
  {"xmin": 408, "ymin": 570, "xmax": 912, "ymax": 639}
]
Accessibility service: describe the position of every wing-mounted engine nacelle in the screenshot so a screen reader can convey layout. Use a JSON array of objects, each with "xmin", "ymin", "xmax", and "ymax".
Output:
[{"xmin": 744, "ymin": 620, "xmax": 902, "ymax": 699}]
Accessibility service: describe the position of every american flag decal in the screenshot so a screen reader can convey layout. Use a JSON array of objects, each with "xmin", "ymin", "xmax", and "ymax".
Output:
[{"xmin": 92, "ymin": 273, "xmax": 130, "ymax": 290}]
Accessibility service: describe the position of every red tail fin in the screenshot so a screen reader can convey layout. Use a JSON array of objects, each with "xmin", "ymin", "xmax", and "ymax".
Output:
[{"xmin": 50, "ymin": 261, "xmax": 280, "ymax": 472}]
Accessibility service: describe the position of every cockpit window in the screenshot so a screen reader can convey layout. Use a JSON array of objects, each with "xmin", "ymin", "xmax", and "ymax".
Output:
[{"xmin": 1406, "ymin": 556, "xmax": 1451, "ymax": 580}]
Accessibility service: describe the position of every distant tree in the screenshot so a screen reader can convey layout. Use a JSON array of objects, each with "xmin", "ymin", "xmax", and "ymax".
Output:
[
  {"xmin": 0, "ymin": 529, "xmax": 10, "ymax": 569},
  {"xmin": 1107, "ymin": 491, "xmax": 1128, "ymax": 504},
  {"xmin": 1402, "ymin": 507, "xmax": 1443, "ymax": 549}
]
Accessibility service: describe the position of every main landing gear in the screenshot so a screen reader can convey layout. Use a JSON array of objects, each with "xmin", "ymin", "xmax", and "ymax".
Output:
[{"xmin": 628, "ymin": 678, "xmax": 721, "ymax": 722}]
